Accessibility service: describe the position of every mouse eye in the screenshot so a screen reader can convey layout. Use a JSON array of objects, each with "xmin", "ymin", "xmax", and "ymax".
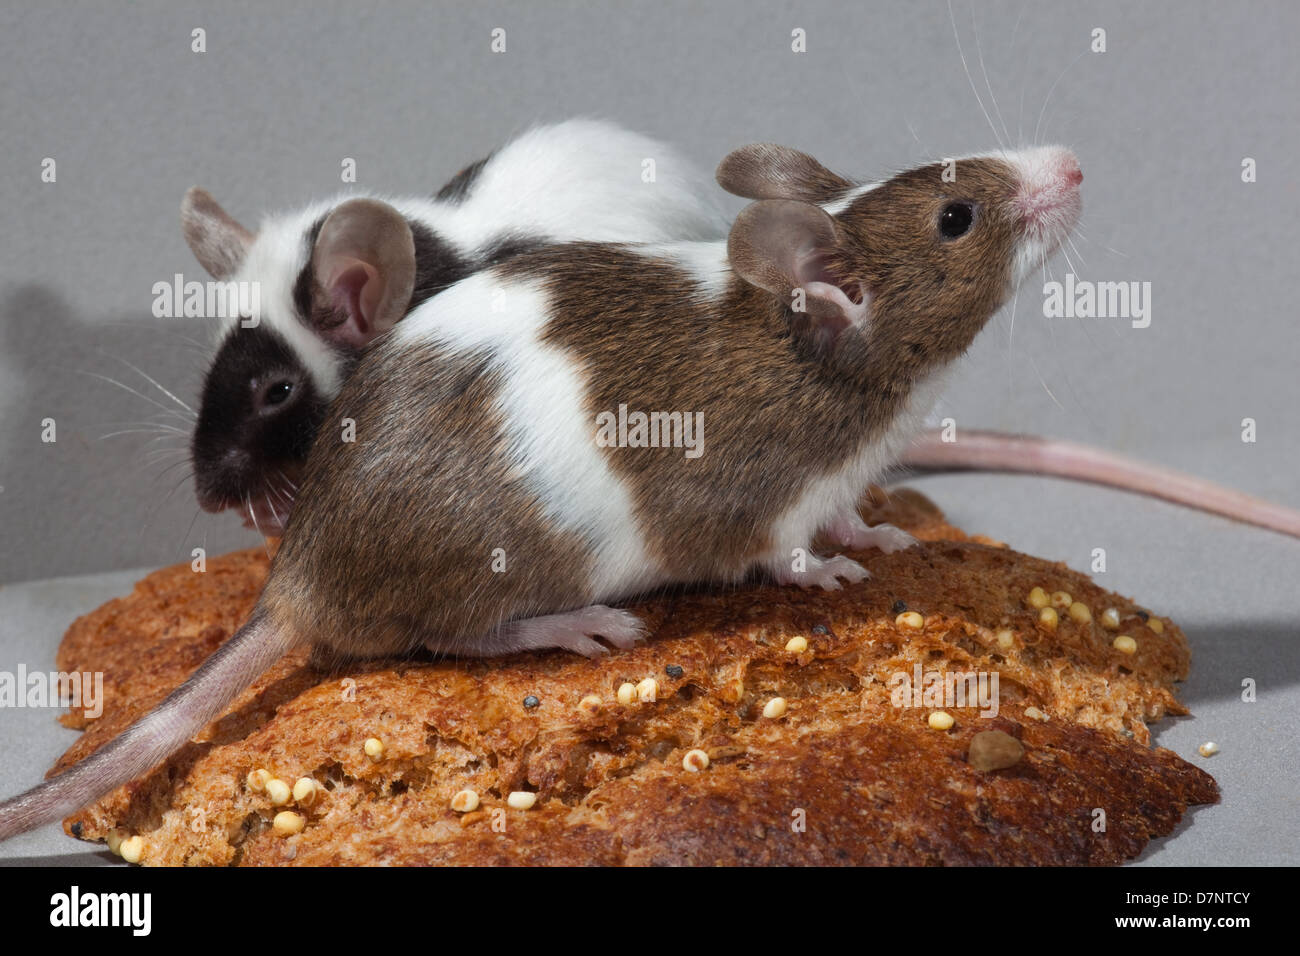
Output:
[
  {"xmin": 262, "ymin": 380, "xmax": 294, "ymax": 407},
  {"xmin": 938, "ymin": 202, "xmax": 975, "ymax": 239}
]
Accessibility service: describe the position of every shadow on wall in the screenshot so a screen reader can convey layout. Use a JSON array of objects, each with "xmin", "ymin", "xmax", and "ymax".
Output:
[{"xmin": 0, "ymin": 283, "xmax": 257, "ymax": 585}]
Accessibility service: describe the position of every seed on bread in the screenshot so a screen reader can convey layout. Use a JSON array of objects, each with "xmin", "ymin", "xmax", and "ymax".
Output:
[
  {"xmin": 120, "ymin": 835, "xmax": 144, "ymax": 863},
  {"xmin": 507, "ymin": 791, "xmax": 537, "ymax": 810},
  {"xmin": 273, "ymin": 811, "xmax": 306, "ymax": 836},
  {"xmin": 265, "ymin": 778, "xmax": 291, "ymax": 806},
  {"xmin": 451, "ymin": 789, "xmax": 480, "ymax": 813},
  {"xmin": 292, "ymin": 777, "xmax": 318, "ymax": 807},
  {"xmin": 928, "ymin": 711, "xmax": 955, "ymax": 731},
  {"xmin": 968, "ymin": 730, "xmax": 1025, "ymax": 771},
  {"xmin": 682, "ymin": 749, "xmax": 710, "ymax": 772}
]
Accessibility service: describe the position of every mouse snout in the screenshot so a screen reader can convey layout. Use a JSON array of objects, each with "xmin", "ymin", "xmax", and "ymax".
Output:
[
  {"xmin": 1006, "ymin": 146, "xmax": 1082, "ymax": 229},
  {"xmin": 1002, "ymin": 145, "xmax": 1083, "ymax": 266},
  {"xmin": 193, "ymin": 451, "xmax": 248, "ymax": 512}
]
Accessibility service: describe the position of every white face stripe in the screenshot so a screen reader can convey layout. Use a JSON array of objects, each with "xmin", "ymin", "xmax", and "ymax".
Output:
[
  {"xmin": 820, "ymin": 181, "xmax": 881, "ymax": 216},
  {"xmin": 223, "ymin": 199, "xmax": 345, "ymax": 397},
  {"xmin": 393, "ymin": 274, "xmax": 664, "ymax": 600}
]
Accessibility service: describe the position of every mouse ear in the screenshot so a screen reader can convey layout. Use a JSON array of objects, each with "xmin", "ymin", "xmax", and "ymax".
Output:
[
  {"xmin": 307, "ymin": 199, "xmax": 417, "ymax": 350},
  {"xmin": 728, "ymin": 199, "xmax": 870, "ymax": 340},
  {"xmin": 716, "ymin": 144, "xmax": 854, "ymax": 203},
  {"xmin": 181, "ymin": 187, "xmax": 254, "ymax": 280}
]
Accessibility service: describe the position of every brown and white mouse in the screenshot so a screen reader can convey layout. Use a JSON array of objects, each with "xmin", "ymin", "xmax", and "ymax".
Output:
[
  {"xmin": 184, "ymin": 117, "xmax": 729, "ymax": 534},
  {"xmin": 0, "ymin": 141, "xmax": 1084, "ymax": 839}
]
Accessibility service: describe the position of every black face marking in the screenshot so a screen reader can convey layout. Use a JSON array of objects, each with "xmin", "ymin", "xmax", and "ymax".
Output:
[
  {"xmin": 408, "ymin": 220, "xmax": 474, "ymax": 311},
  {"xmin": 434, "ymin": 154, "xmax": 491, "ymax": 203},
  {"xmin": 291, "ymin": 216, "xmax": 476, "ymax": 337},
  {"xmin": 191, "ymin": 324, "xmax": 327, "ymax": 513},
  {"xmin": 480, "ymin": 233, "xmax": 550, "ymax": 267},
  {"xmin": 291, "ymin": 216, "xmax": 326, "ymax": 327}
]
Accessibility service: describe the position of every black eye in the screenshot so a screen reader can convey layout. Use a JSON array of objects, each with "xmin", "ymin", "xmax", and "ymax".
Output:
[
  {"xmin": 263, "ymin": 380, "xmax": 293, "ymax": 407},
  {"xmin": 939, "ymin": 202, "xmax": 975, "ymax": 239}
]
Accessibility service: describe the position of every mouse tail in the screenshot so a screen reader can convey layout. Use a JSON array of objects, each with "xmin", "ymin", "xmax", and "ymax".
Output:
[
  {"xmin": 897, "ymin": 428, "xmax": 1300, "ymax": 540},
  {"xmin": 0, "ymin": 610, "xmax": 295, "ymax": 842}
]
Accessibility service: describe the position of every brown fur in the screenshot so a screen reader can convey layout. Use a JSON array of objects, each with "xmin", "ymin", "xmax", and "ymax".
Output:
[
  {"xmin": 262, "ymin": 344, "xmax": 595, "ymax": 659},
  {"xmin": 827, "ymin": 158, "xmax": 1021, "ymax": 369},
  {"xmin": 260, "ymin": 156, "xmax": 1032, "ymax": 654},
  {"xmin": 715, "ymin": 143, "xmax": 853, "ymax": 203}
]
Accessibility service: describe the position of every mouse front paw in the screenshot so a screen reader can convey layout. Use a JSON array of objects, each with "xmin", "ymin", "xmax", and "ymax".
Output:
[{"xmin": 772, "ymin": 553, "xmax": 870, "ymax": 591}]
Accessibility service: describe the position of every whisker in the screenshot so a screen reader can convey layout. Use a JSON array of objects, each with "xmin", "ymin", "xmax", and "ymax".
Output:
[
  {"xmin": 970, "ymin": 0, "xmax": 1012, "ymax": 148},
  {"xmin": 80, "ymin": 371, "xmax": 193, "ymax": 421},
  {"xmin": 182, "ymin": 505, "xmax": 203, "ymax": 549},
  {"xmin": 151, "ymin": 458, "xmax": 192, "ymax": 482},
  {"xmin": 1033, "ymin": 48, "xmax": 1088, "ymax": 146},
  {"xmin": 98, "ymin": 351, "xmax": 196, "ymax": 416},
  {"xmin": 97, "ymin": 426, "xmax": 187, "ymax": 441},
  {"xmin": 1065, "ymin": 235, "xmax": 1086, "ymax": 269},
  {"xmin": 948, "ymin": 0, "xmax": 1006, "ymax": 153},
  {"xmin": 1027, "ymin": 350, "xmax": 1066, "ymax": 411}
]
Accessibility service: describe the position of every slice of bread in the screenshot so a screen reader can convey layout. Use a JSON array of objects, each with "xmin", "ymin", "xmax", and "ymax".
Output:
[{"xmin": 51, "ymin": 487, "xmax": 1216, "ymax": 865}]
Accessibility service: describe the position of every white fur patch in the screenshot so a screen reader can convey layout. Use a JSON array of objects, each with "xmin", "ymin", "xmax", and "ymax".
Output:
[
  {"xmin": 210, "ymin": 119, "xmax": 729, "ymax": 407},
  {"xmin": 393, "ymin": 274, "xmax": 663, "ymax": 600},
  {"xmin": 396, "ymin": 118, "xmax": 729, "ymax": 253},
  {"xmin": 761, "ymin": 368, "xmax": 951, "ymax": 571}
]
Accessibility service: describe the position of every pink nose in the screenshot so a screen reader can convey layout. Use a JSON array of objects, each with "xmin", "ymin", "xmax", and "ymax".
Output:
[{"xmin": 1066, "ymin": 165, "xmax": 1083, "ymax": 186}]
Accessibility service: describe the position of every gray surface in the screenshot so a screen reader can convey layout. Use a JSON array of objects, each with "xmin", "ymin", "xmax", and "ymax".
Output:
[{"xmin": 0, "ymin": 0, "xmax": 1297, "ymax": 863}]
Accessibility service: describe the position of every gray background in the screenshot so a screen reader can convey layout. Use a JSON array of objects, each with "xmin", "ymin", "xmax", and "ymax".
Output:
[{"xmin": 0, "ymin": 1, "xmax": 1296, "ymax": 865}]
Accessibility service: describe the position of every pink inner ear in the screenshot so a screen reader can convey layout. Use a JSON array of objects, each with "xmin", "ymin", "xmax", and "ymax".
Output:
[
  {"xmin": 325, "ymin": 261, "xmax": 381, "ymax": 348},
  {"xmin": 794, "ymin": 252, "xmax": 871, "ymax": 327}
]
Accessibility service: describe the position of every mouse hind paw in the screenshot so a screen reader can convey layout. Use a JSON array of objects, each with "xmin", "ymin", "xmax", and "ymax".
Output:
[
  {"xmin": 826, "ymin": 513, "xmax": 918, "ymax": 554},
  {"xmin": 468, "ymin": 605, "xmax": 648, "ymax": 659}
]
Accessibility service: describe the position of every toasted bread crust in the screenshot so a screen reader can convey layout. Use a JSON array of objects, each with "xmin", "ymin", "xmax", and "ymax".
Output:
[{"xmin": 51, "ymin": 488, "xmax": 1216, "ymax": 865}]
